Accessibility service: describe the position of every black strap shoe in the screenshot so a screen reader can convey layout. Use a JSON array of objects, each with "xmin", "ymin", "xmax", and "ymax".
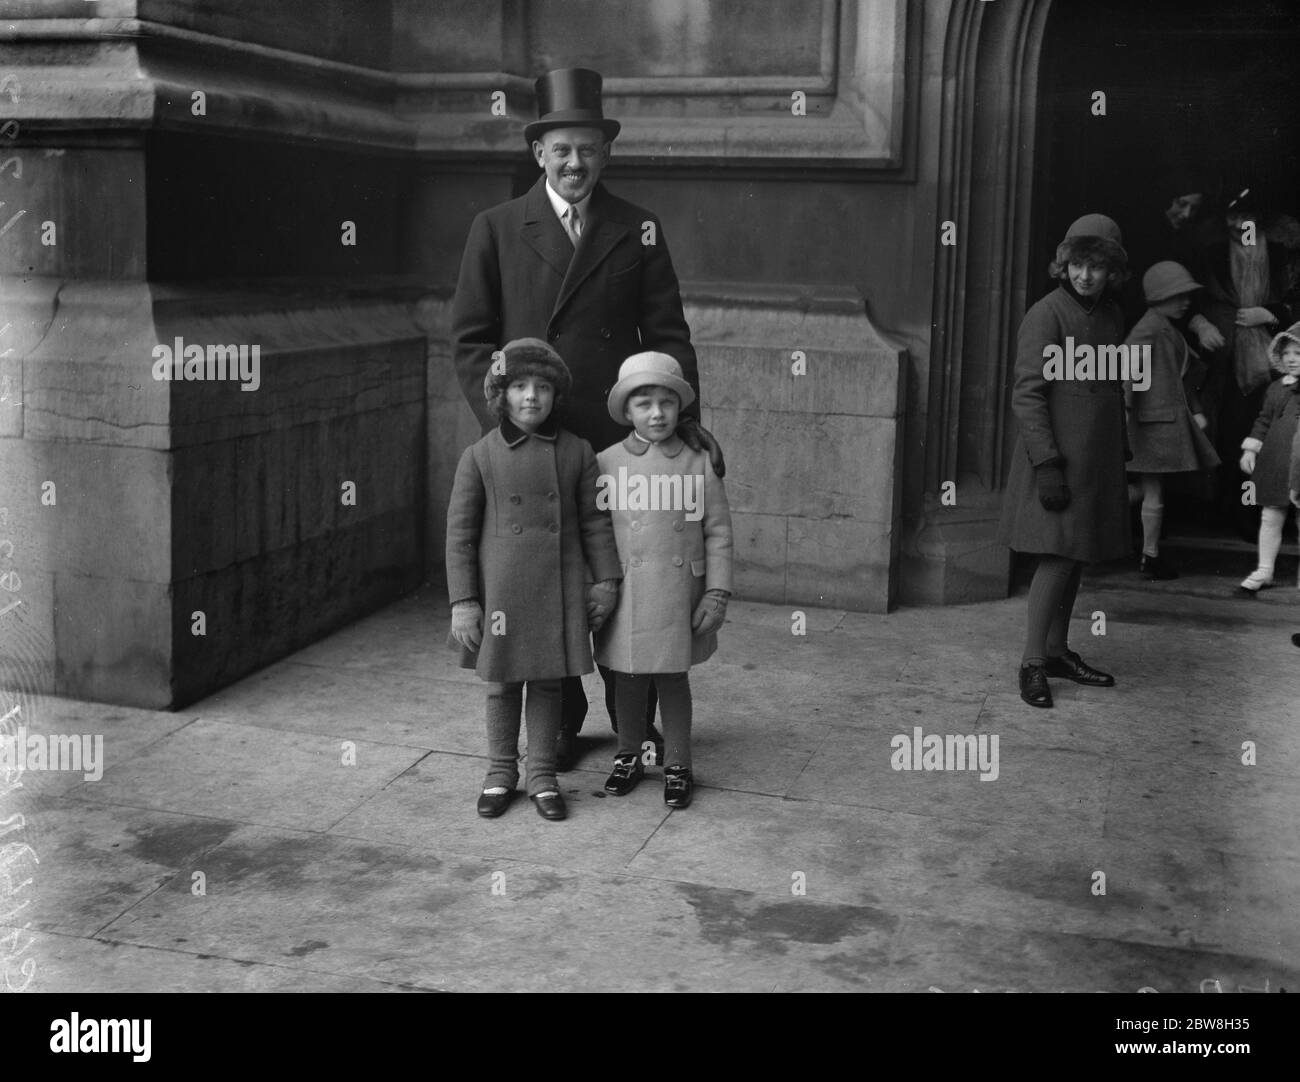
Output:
[
  {"xmin": 476, "ymin": 789, "xmax": 514, "ymax": 818},
  {"xmin": 1044, "ymin": 649, "xmax": 1114, "ymax": 687},
  {"xmin": 1018, "ymin": 663, "xmax": 1053, "ymax": 708},
  {"xmin": 664, "ymin": 766, "xmax": 693, "ymax": 808},
  {"xmin": 1139, "ymin": 554, "xmax": 1178, "ymax": 580},
  {"xmin": 531, "ymin": 791, "xmax": 567, "ymax": 820},
  {"xmin": 603, "ymin": 754, "xmax": 644, "ymax": 796}
]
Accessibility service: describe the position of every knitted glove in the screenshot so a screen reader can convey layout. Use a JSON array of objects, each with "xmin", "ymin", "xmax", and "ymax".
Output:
[
  {"xmin": 450, "ymin": 600, "xmax": 483, "ymax": 651},
  {"xmin": 691, "ymin": 589, "xmax": 729, "ymax": 636},
  {"xmin": 1034, "ymin": 461, "xmax": 1071, "ymax": 512},
  {"xmin": 586, "ymin": 579, "xmax": 620, "ymax": 632},
  {"xmin": 676, "ymin": 417, "xmax": 727, "ymax": 479}
]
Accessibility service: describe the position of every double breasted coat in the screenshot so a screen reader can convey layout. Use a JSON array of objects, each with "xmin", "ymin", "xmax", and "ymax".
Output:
[
  {"xmin": 1124, "ymin": 308, "xmax": 1220, "ymax": 474},
  {"xmin": 445, "ymin": 420, "xmax": 623, "ymax": 683},
  {"xmin": 593, "ymin": 435, "xmax": 732, "ymax": 674},
  {"xmin": 998, "ymin": 284, "xmax": 1133, "ymax": 563},
  {"xmin": 451, "ymin": 177, "xmax": 700, "ymax": 452},
  {"xmin": 1243, "ymin": 378, "xmax": 1300, "ymax": 507}
]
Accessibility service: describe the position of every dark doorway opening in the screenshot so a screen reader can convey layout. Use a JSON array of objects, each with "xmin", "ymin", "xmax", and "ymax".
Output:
[{"xmin": 1031, "ymin": 0, "xmax": 1300, "ymax": 581}]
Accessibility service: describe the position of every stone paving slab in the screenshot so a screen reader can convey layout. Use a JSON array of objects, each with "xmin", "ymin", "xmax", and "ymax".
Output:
[{"xmin": 1, "ymin": 583, "xmax": 1294, "ymax": 994}]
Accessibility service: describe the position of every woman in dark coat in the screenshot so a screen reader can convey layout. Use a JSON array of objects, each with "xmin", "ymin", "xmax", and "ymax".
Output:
[{"xmin": 998, "ymin": 214, "xmax": 1133, "ymax": 708}]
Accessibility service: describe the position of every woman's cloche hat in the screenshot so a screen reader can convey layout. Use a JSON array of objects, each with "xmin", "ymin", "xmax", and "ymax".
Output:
[
  {"xmin": 524, "ymin": 68, "xmax": 621, "ymax": 147},
  {"xmin": 1142, "ymin": 260, "xmax": 1202, "ymax": 304},
  {"xmin": 483, "ymin": 337, "xmax": 573, "ymax": 407},
  {"xmin": 607, "ymin": 351, "xmax": 695, "ymax": 426}
]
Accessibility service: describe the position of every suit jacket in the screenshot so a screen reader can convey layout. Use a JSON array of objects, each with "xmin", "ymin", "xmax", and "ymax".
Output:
[{"xmin": 451, "ymin": 177, "xmax": 700, "ymax": 451}]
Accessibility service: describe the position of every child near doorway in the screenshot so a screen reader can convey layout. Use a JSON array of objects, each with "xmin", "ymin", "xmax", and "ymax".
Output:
[
  {"xmin": 1237, "ymin": 321, "xmax": 1300, "ymax": 593},
  {"xmin": 1124, "ymin": 261, "xmax": 1221, "ymax": 580}
]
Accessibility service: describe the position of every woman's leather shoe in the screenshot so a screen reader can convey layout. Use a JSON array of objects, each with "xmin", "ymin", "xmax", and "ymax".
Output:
[
  {"xmin": 476, "ymin": 789, "xmax": 514, "ymax": 818},
  {"xmin": 1018, "ymin": 664, "xmax": 1053, "ymax": 708},
  {"xmin": 531, "ymin": 792, "xmax": 567, "ymax": 820},
  {"xmin": 1044, "ymin": 649, "xmax": 1114, "ymax": 687},
  {"xmin": 664, "ymin": 766, "xmax": 693, "ymax": 808},
  {"xmin": 1138, "ymin": 554, "xmax": 1178, "ymax": 580}
]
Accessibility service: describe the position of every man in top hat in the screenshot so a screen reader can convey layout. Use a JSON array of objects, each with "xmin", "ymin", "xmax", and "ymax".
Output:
[{"xmin": 450, "ymin": 67, "xmax": 725, "ymax": 769}]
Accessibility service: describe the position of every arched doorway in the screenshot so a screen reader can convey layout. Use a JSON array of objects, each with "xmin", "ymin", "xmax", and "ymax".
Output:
[{"xmin": 1032, "ymin": 0, "xmax": 1300, "ymax": 558}]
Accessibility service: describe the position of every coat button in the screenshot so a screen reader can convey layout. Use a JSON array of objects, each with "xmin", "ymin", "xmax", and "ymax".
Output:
[
  {"xmin": 672, "ymin": 556, "xmax": 683, "ymax": 567},
  {"xmin": 601, "ymin": 327, "xmax": 612, "ymax": 339},
  {"xmin": 630, "ymin": 557, "xmax": 642, "ymax": 568},
  {"xmin": 630, "ymin": 520, "xmax": 640, "ymax": 530},
  {"xmin": 547, "ymin": 491, "xmax": 558, "ymax": 501},
  {"xmin": 548, "ymin": 523, "xmax": 558, "ymax": 533},
  {"xmin": 510, "ymin": 494, "xmax": 521, "ymax": 504},
  {"xmin": 673, "ymin": 521, "xmax": 685, "ymax": 532},
  {"xmin": 548, "ymin": 329, "xmax": 560, "ymax": 341},
  {"xmin": 511, "ymin": 524, "xmax": 522, "ymax": 534}
]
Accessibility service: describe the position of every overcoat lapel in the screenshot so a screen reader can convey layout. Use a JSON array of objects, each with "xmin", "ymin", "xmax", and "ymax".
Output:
[
  {"xmin": 554, "ymin": 185, "xmax": 629, "ymax": 318},
  {"xmin": 519, "ymin": 180, "xmax": 575, "ymax": 281}
]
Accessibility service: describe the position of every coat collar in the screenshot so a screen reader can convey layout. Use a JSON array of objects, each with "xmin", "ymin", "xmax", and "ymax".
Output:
[
  {"xmin": 621, "ymin": 432, "xmax": 686, "ymax": 458},
  {"xmin": 499, "ymin": 413, "xmax": 559, "ymax": 447}
]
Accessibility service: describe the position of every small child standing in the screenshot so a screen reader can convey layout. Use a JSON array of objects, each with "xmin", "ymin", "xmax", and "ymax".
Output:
[
  {"xmin": 1124, "ymin": 261, "xmax": 1221, "ymax": 580},
  {"xmin": 594, "ymin": 352, "xmax": 733, "ymax": 809},
  {"xmin": 446, "ymin": 338, "xmax": 622, "ymax": 821},
  {"xmin": 1237, "ymin": 320, "xmax": 1300, "ymax": 593}
]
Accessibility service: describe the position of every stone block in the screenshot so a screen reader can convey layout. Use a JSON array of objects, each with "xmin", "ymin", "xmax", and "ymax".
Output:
[
  {"xmin": 0, "ymin": 565, "xmax": 55, "ymax": 694},
  {"xmin": 729, "ymin": 510, "xmax": 787, "ymax": 602},
  {"xmin": 786, "ymin": 515, "xmax": 895, "ymax": 611},
  {"xmin": 53, "ymin": 573, "xmax": 173, "ymax": 708}
]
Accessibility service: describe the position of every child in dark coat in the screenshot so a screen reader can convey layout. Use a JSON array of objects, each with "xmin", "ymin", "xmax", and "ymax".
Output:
[
  {"xmin": 445, "ymin": 338, "xmax": 623, "ymax": 821},
  {"xmin": 1237, "ymin": 320, "xmax": 1300, "ymax": 592},
  {"xmin": 1124, "ymin": 261, "xmax": 1221, "ymax": 580}
]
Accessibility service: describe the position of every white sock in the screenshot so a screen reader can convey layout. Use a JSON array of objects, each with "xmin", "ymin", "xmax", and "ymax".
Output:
[
  {"xmin": 1258, "ymin": 507, "xmax": 1285, "ymax": 578},
  {"xmin": 534, "ymin": 789, "xmax": 559, "ymax": 799},
  {"xmin": 482, "ymin": 786, "xmax": 510, "ymax": 796}
]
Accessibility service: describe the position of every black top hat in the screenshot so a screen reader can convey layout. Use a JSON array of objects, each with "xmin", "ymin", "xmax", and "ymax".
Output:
[{"xmin": 524, "ymin": 68, "xmax": 621, "ymax": 146}]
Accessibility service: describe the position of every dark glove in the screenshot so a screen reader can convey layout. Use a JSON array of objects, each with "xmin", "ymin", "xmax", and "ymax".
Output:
[
  {"xmin": 1034, "ymin": 462, "xmax": 1071, "ymax": 512},
  {"xmin": 676, "ymin": 417, "xmax": 726, "ymax": 479}
]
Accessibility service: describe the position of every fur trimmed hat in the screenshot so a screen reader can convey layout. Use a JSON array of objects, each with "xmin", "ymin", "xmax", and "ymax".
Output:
[
  {"xmin": 1055, "ymin": 213, "xmax": 1128, "ymax": 268},
  {"xmin": 1267, "ymin": 320, "xmax": 1300, "ymax": 374},
  {"xmin": 482, "ymin": 337, "xmax": 572, "ymax": 417}
]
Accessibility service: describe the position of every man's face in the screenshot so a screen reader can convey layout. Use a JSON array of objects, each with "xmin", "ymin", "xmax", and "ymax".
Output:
[
  {"xmin": 1164, "ymin": 193, "xmax": 1203, "ymax": 231},
  {"xmin": 533, "ymin": 126, "xmax": 609, "ymax": 204}
]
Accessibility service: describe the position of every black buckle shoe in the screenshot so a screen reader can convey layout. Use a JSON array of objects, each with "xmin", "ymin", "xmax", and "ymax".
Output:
[
  {"xmin": 603, "ymin": 754, "xmax": 644, "ymax": 796},
  {"xmin": 664, "ymin": 766, "xmax": 693, "ymax": 808},
  {"xmin": 1139, "ymin": 554, "xmax": 1178, "ymax": 580},
  {"xmin": 476, "ymin": 789, "xmax": 515, "ymax": 818},
  {"xmin": 1044, "ymin": 649, "xmax": 1114, "ymax": 687},
  {"xmin": 531, "ymin": 791, "xmax": 567, "ymax": 820},
  {"xmin": 1018, "ymin": 663, "xmax": 1053, "ymax": 708}
]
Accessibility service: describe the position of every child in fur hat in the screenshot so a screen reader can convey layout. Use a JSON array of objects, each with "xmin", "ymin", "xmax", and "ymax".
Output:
[
  {"xmin": 1237, "ymin": 321, "xmax": 1300, "ymax": 593},
  {"xmin": 1124, "ymin": 261, "xmax": 1221, "ymax": 580},
  {"xmin": 593, "ymin": 352, "xmax": 733, "ymax": 809},
  {"xmin": 445, "ymin": 337, "xmax": 622, "ymax": 821}
]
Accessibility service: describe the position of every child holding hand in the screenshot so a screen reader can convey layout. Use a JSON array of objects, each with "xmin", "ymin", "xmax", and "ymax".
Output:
[
  {"xmin": 446, "ymin": 338, "xmax": 622, "ymax": 821},
  {"xmin": 594, "ymin": 352, "xmax": 732, "ymax": 809}
]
